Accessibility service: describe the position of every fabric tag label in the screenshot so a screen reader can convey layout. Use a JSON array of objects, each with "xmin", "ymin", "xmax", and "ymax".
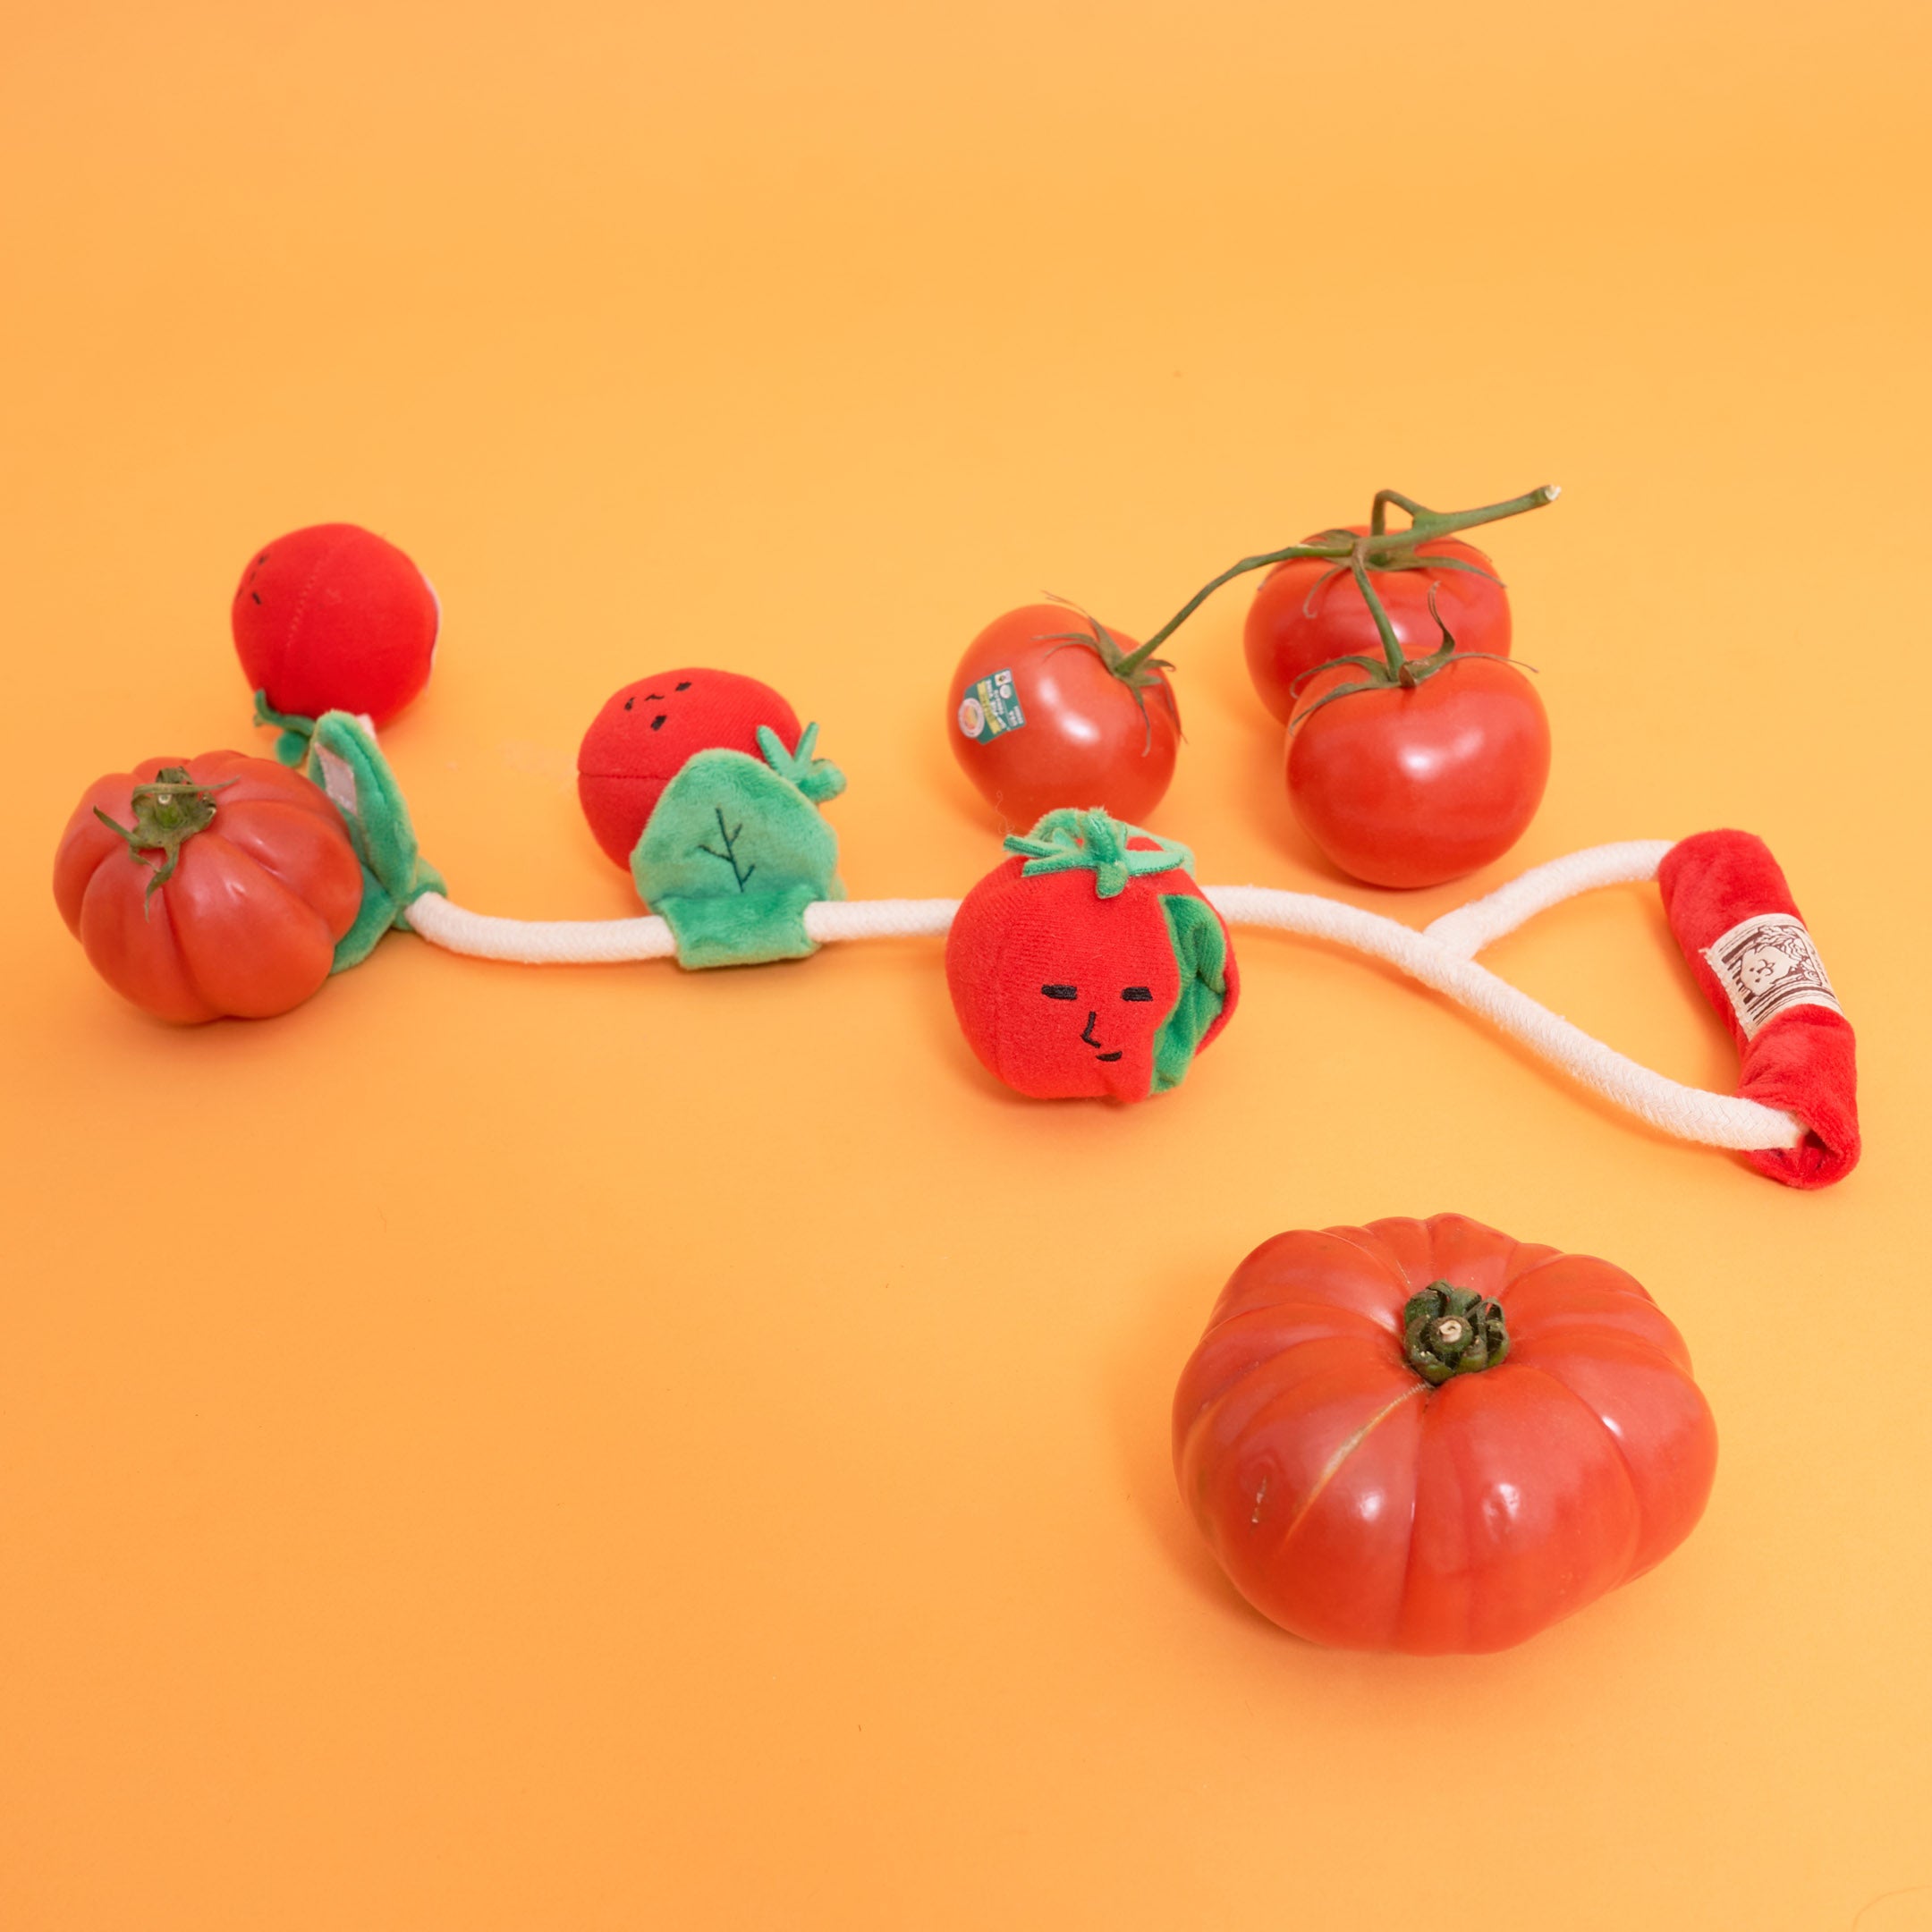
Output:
[
  {"xmin": 1703, "ymin": 912, "xmax": 1842, "ymax": 1038},
  {"xmin": 957, "ymin": 669, "xmax": 1026, "ymax": 742}
]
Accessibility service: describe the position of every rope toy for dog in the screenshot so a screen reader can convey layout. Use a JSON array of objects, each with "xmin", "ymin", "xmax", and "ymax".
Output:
[{"xmin": 53, "ymin": 526, "xmax": 1860, "ymax": 1190}]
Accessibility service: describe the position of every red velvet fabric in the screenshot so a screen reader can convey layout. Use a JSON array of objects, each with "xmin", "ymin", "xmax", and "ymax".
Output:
[
  {"xmin": 1658, "ymin": 829, "xmax": 1859, "ymax": 1188},
  {"xmin": 233, "ymin": 524, "xmax": 439, "ymax": 724},
  {"xmin": 945, "ymin": 838, "xmax": 1238, "ymax": 1102},
  {"xmin": 576, "ymin": 670, "xmax": 801, "ymax": 868}
]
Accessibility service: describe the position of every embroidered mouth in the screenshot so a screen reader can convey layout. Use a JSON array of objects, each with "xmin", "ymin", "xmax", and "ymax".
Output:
[{"xmin": 1080, "ymin": 1010, "xmax": 1123, "ymax": 1061}]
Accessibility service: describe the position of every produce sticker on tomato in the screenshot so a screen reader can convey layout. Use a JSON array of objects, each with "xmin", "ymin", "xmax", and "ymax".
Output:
[{"xmin": 957, "ymin": 669, "xmax": 1026, "ymax": 742}]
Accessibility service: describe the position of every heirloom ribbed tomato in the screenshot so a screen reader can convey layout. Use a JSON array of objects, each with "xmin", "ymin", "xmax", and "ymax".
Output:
[
  {"xmin": 1173, "ymin": 1215, "xmax": 1717, "ymax": 1654},
  {"xmin": 55, "ymin": 751, "xmax": 363, "ymax": 1022}
]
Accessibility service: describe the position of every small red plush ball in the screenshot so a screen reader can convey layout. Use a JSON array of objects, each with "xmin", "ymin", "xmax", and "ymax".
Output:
[
  {"xmin": 945, "ymin": 811, "xmax": 1239, "ymax": 1102},
  {"xmin": 233, "ymin": 524, "xmax": 440, "ymax": 725},
  {"xmin": 577, "ymin": 668, "xmax": 801, "ymax": 868}
]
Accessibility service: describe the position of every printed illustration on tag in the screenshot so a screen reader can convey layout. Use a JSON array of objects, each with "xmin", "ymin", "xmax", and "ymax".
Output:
[
  {"xmin": 957, "ymin": 669, "xmax": 1026, "ymax": 743},
  {"xmin": 1704, "ymin": 913, "xmax": 1843, "ymax": 1038}
]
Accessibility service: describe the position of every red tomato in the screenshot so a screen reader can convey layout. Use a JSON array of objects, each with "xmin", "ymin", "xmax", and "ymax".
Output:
[
  {"xmin": 55, "ymin": 752, "xmax": 364, "ymax": 1022},
  {"xmin": 577, "ymin": 668, "xmax": 801, "ymax": 867},
  {"xmin": 947, "ymin": 605, "xmax": 1179, "ymax": 828},
  {"xmin": 1286, "ymin": 656, "xmax": 1549, "ymax": 888},
  {"xmin": 1243, "ymin": 528, "xmax": 1509, "ymax": 724},
  {"xmin": 1173, "ymin": 1214, "xmax": 1717, "ymax": 1654},
  {"xmin": 233, "ymin": 524, "xmax": 440, "ymax": 725}
]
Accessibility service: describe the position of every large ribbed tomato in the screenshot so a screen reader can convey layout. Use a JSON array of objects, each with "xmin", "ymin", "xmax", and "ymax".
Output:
[
  {"xmin": 1173, "ymin": 1215, "xmax": 1716, "ymax": 1654},
  {"xmin": 55, "ymin": 751, "xmax": 364, "ymax": 1022}
]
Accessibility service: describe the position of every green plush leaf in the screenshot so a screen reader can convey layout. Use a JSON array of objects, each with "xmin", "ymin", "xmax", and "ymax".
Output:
[
  {"xmin": 1151, "ymin": 893, "xmax": 1229, "ymax": 1093},
  {"xmin": 634, "ymin": 742, "xmax": 845, "ymax": 969},
  {"xmin": 303, "ymin": 712, "xmax": 445, "ymax": 971}
]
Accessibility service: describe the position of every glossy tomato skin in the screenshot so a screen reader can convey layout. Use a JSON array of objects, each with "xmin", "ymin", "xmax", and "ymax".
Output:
[
  {"xmin": 1286, "ymin": 657, "xmax": 1549, "ymax": 888},
  {"xmin": 948, "ymin": 604, "xmax": 1179, "ymax": 828},
  {"xmin": 1243, "ymin": 529, "xmax": 1508, "ymax": 724},
  {"xmin": 1173, "ymin": 1215, "xmax": 1717, "ymax": 1654},
  {"xmin": 55, "ymin": 751, "xmax": 363, "ymax": 1023}
]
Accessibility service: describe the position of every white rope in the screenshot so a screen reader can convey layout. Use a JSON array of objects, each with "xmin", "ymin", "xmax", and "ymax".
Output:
[
  {"xmin": 805, "ymin": 898, "xmax": 960, "ymax": 942},
  {"xmin": 408, "ymin": 894, "xmax": 678, "ymax": 963},
  {"xmin": 1202, "ymin": 882, "xmax": 1799, "ymax": 1152},
  {"xmin": 1422, "ymin": 840, "xmax": 1674, "ymax": 957},
  {"xmin": 404, "ymin": 842, "xmax": 1803, "ymax": 1155}
]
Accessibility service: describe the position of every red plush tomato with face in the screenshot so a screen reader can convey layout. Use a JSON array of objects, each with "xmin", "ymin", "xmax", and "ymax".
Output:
[
  {"xmin": 947, "ymin": 606, "xmax": 1180, "ymax": 828},
  {"xmin": 1287, "ymin": 656, "xmax": 1550, "ymax": 888},
  {"xmin": 945, "ymin": 809, "xmax": 1237, "ymax": 1101},
  {"xmin": 1244, "ymin": 526, "xmax": 1508, "ymax": 724},
  {"xmin": 233, "ymin": 524, "xmax": 440, "ymax": 727},
  {"xmin": 1174, "ymin": 1214, "xmax": 1717, "ymax": 1654},
  {"xmin": 55, "ymin": 751, "xmax": 364, "ymax": 1022},
  {"xmin": 577, "ymin": 669, "xmax": 801, "ymax": 867}
]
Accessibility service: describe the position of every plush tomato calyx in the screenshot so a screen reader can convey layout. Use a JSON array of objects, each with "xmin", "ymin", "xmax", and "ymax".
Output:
[
  {"xmin": 1139, "ymin": 481, "xmax": 1559, "ymax": 665},
  {"xmin": 90, "ymin": 766, "xmax": 238, "ymax": 911},
  {"xmin": 253, "ymin": 689, "xmax": 322, "ymax": 767},
  {"xmin": 1402, "ymin": 1283, "xmax": 1511, "ymax": 1385},
  {"xmin": 1004, "ymin": 807, "xmax": 1191, "ymax": 899}
]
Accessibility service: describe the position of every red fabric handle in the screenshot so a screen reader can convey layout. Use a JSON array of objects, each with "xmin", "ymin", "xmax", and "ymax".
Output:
[{"xmin": 1658, "ymin": 830, "xmax": 1859, "ymax": 1188}]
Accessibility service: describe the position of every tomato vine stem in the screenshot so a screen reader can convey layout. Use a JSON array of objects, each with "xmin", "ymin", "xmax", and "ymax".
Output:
[{"xmin": 1125, "ymin": 480, "xmax": 1560, "ymax": 669}]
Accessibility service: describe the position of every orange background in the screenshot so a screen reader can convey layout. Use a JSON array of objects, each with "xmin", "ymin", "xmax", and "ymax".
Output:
[{"xmin": 4, "ymin": 2, "xmax": 1929, "ymax": 1925}]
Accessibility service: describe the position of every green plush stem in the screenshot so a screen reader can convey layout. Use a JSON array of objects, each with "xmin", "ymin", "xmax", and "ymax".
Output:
[
  {"xmin": 1402, "ymin": 1284, "xmax": 1510, "ymax": 1385},
  {"xmin": 1004, "ymin": 808, "xmax": 1192, "ymax": 900},
  {"xmin": 756, "ymin": 722, "xmax": 846, "ymax": 805},
  {"xmin": 91, "ymin": 767, "xmax": 236, "ymax": 912},
  {"xmin": 253, "ymin": 690, "xmax": 319, "ymax": 767},
  {"xmin": 302, "ymin": 712, "xmax": 445, "ymax": 970}
]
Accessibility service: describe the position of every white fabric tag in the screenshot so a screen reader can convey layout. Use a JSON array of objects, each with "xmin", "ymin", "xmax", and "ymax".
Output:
[
  {"xmin": 315, "ymin": 745, "xmax": 360, "ymax": 820},
  {"xmin": 1703, "ymin": 913, "xmax": 1842, "ymax": 1038}
]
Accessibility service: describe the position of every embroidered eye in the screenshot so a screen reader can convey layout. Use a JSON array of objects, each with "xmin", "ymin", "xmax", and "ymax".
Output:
[
  {"xmin": 1041, "ymin": 984, "xmax": 1078, "ymax": 1000},
  {"xmin": 675, "ymin": 680, "xmax": 692, "ymax": 691},
  {"xmin": 623, "ymin": 696, "xmax": 634, "ymax": 710},
  {"xmin": 1122, "ymin": 987, "xmax": 1153, "ymax": 1002},
  {"xmin": 650, "ymin": 715, "xmax": 667, "ymax": 731}
]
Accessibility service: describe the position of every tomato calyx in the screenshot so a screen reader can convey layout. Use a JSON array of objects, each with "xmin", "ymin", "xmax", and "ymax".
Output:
[
  {"xmin": 1038, "ymin": 605, "xmax": 1179, "ymax": 754},
  {"xmin": 91, "ymin": 766, "xmax": 238, "ymax": 912},
  {"xmin": 1284, "ymin": 578, "xmax": 1530, "ymax": 727},
  {"xmin": 1402, "ymin": 1283, "xmax": 1511, "ymax": 1385}
]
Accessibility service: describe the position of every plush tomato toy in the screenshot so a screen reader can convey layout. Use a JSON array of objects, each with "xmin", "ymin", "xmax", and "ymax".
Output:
[
  {"xmin": 233, "ymin": 524, "xmax": 440, "ymax": 738},
  {"xmin": 577, "ymin": 668, "xmax": 801, "ymax": 868},
  {"xmin": 947, "ymin": 605, "xmax": 1180, "ymax": 828},
  {"xmin": 55, "ymin": 752, "xmax": 364, "ymax": 1022},
  {"xmin": 945, "ymin": 808, "xmax": 1238, "ymax": 1101},
  {"xmin": 1174, "ymin": 1214, "xmax": 1717, "ymax": 1654}
]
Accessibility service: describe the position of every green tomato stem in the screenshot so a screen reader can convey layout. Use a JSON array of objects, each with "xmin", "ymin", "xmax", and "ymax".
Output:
[{"xmin": 1129, "ymin": 482, "xmax": 1559, "ymax": 672}]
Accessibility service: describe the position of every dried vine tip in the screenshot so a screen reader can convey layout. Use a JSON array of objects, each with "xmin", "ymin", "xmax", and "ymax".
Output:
[{"xmin": 1542, "ymin": 485, "xmax": 1562, "ymax": 501}]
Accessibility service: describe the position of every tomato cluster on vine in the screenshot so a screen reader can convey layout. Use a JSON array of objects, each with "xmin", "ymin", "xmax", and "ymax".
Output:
[{"xmin": 945, "ymin": 483, "xmax": 1559, "ymax": 889}]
